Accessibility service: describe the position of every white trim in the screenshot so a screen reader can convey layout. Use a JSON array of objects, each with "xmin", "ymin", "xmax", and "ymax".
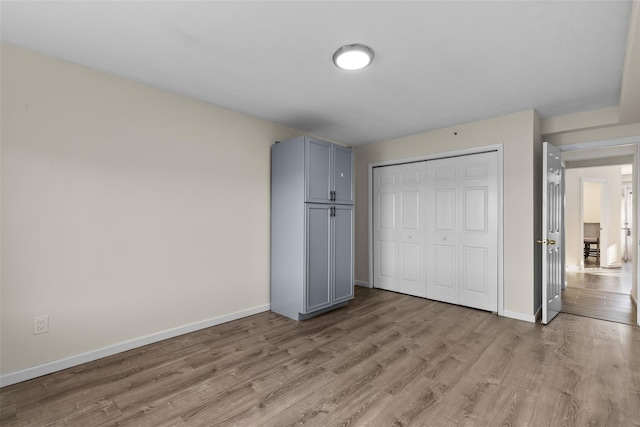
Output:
[
  {"xmin": 636, "ymin": 144, "xmax": 640, "ymax": 326},
  {"xmin": 504, "ymin": 310, "xmax": 538, "ymax": 323},
  {"xmin": 557, "ymin": 136, "xmax": 640, "ymax": 152},
  {"xmin": 355, "ymin": 280, "xmax": 371, "ymax": 288},
  {"xmin": 0, "ymin": 304, "xmax": 271, "ymax": 388},
  {"xmin": 368, "ymin": 162, "xmax": 374, "ymax": 293},
  {"xmin": 368, "ymin": 144, "xmax": 503, "ymax": 168},
  {"xmin": 367, "ymin": 144, "xmax": 505, "ymax": 316},
  {"xmin": 497, "ymin": 147, "xmax": 505, "ymax": 317}
]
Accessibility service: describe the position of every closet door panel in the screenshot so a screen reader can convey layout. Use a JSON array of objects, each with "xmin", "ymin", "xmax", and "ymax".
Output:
[
  {"xmin": 401, "ymin": 190, "xmax": 419, "ymax": 230},
  {"xmin": 463, "ymin": 187, "xmax": 488, "ymax": 233},
  {"xmin": 427, "ymin": 157, "xmax": 460, "ymax": 304},
  {"xmin": 398, "ymin": 188, "xmax": 424, "ymax": 296},
  {"xmin": 378, "ymin": 242, "xmax": 397, "ymax": 282},
  {"xmin": 373, "ymin": 163, "xmax": 426, "ymax": 296},
  {"xmin": 458, "ymin": 153, "xmax": 498, "ymax": 312},
  {"xmin": 400, "ymin": 242, "xmax": 423, "ymax": 296},
  {"xmin": 431, "ymin": 244, "xmax": 457, "ymax": 302},
  {"xmin": 461, "ymin": 247, "xmax": 488, "ymax": 293},
  {"xmin": 435, "ymin": 189, "xmax": 456, "ymax": 231},
  {"xmin": 426, "ymin": 152, "xmax": 497, "ymax": 310},
  {"xmin": 374, "ymin": 168, "xmax": 399, "ymax": 291},
  {"xmin": 435, "ymin": 165, "xmax": 456, "ymax": 182}
]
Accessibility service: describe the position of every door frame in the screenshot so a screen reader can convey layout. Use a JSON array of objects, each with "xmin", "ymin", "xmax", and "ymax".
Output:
[
  {"xmin": 367, "ymin": 144, "xmax": 505, "ymax": 316},
  {"xmin": 556, "ymin": 135, "xmax": 639, "ymax": 326}
]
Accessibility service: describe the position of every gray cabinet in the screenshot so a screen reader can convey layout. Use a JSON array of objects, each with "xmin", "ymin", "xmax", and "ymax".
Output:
[
  {"xmin": 305, "ymin": 203, "xmax": 354, "ymax": 313},
  {"xmin": 305, "ymin": 137, "xmax": 353, "ymax": 205},
  {"xmin": 271, "ymin": 136, "xmax": 354, "ymax": 321}
]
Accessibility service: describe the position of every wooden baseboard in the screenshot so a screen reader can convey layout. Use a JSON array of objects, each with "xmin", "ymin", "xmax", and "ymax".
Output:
[{"xmin": 0, "ymin": 304, "xmax": 271, "ymax": 388}]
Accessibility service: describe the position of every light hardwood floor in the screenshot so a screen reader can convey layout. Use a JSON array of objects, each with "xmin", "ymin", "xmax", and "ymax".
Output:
[
  {"xmin": 564, "ymin": 261, "xmax": 636, "ymax": 325},
  {"xmin": 2, "ymin": 287, "xmax": 640, "ymax": 426}
]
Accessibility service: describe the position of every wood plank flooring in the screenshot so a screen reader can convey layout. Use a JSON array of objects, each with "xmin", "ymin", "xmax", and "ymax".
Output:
[
  {"xmin": 2, "ymin": 287, "xmax": 640, "ymax": 426},
  {"xmin": 562, "ymin": 287, "xmax": 637, "ymax": 325},
  {"xmin": 565, "ymin": 261, "xmax": 632, "ymax": 294},
  {"xmin": 563, "ymin": 261, "xmax": 636, "ymax": 325}
]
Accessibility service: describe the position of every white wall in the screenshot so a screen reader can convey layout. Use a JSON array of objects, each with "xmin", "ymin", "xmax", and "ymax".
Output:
[
  {"xmin": 1, "ymin": 44, "xmax": 301, "ymax": 377},
  {"xmin": 583, "ymin": 182, "xmax": 603, "ymax": 223},
  {"xmin": 354, "ymin": 110, "xmax": 539, "ymax": 319},
  {"xmin": 565, "ymin": 166, "xmax": 623, "ymax": 268}
]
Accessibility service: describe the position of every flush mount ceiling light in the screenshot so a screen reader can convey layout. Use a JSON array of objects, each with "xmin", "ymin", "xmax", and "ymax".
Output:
[{"xmin": 332, "ymin": 44, "xmax": 374, "ymax": 71}]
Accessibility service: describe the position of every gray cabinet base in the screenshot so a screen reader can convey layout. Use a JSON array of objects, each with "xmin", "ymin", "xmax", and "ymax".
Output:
[{"xmin": 276, "ymin": 302, "xmax": 349, "ymax": 321}]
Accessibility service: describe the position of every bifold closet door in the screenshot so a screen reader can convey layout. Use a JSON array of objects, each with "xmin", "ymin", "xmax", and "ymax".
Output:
[
  {"xmin": 373, "ymin": 163, "xmax": 426, "ymax": 297},
  {"xmin": 426, "ymin": 152, "xmax": 498, "ymax": 312}
]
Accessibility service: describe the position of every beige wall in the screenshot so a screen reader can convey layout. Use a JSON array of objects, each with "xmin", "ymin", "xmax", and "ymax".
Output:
[
  {"xmin": 1, "ymin": 44, "xmax": 301, "ymax": 375},
  {"xmin": 355, "ymin": 110, "xmax": 539, "ymax": 318},
  {"xmin": 565, "ymin": 166, "xmax": 623, "ymax": 268}
]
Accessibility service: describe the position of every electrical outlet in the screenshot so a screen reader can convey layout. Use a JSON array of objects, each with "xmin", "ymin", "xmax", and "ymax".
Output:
[{"xmin": 34, "ymin": 315, "xmax": 49, "ymax": 335}]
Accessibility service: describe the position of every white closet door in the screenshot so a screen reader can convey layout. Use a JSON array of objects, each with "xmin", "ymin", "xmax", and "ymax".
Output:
[
  {"xmin": 373, "ymin": 163, "xmax": 426, "ymax": 296},
  {"xmin": 426, "ymin": 152, "xmax": 498, "ymax": 312},
  {"xmin": 426, "ymin": 159, "xmax": 459, "ymax": 304}
]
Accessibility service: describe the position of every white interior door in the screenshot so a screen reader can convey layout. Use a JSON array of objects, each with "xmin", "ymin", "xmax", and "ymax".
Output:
[
  {"xmin": 373, "ymin": 163, "xmax": 426, "ymax": 296},
  {"xmin": 541, "ymin": 142, "xmax": 564, "ymax": 324},
  {"xmin": 426, "ymin": 152, "xmax": 498, "ymax": 311}
]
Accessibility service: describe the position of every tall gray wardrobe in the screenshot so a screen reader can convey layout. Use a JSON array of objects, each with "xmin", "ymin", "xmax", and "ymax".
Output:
[{"xmin": 271, "ymin": 136, "xmax": 354, "ymax": 320}]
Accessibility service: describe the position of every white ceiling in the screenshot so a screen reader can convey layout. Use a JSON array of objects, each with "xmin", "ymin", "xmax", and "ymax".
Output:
[{"xmin": 0, "ymin": 1, "xmax": 633, "ymax": 146}]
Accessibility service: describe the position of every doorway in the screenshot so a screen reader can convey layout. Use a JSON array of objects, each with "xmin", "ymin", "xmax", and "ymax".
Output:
[{"xmin": 561, "ymin": 164, "xmax": 636, "ymax": 325}]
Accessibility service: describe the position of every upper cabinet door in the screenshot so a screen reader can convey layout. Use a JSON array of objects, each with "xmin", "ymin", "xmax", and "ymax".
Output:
[
  {"xmin": 305, "ymin": 138, "xmax": 332, "ymax": 203},
  {"xmin": 333, "ymin": 145, "xmax": 353, "ymax": 205}
]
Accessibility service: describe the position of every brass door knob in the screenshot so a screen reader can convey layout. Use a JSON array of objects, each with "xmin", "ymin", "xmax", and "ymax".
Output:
[{"xmin": 536, "ymin": 239, "xmax": 557, "ymax": 245}]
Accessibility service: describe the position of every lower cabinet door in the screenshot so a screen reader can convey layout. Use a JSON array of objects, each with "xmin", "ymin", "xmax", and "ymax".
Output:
[
  {"xmin": 306, "ymin": 204, "xmax": 332, "ymax": 312},
  {"xmin": 333, "ymin": 205, "xmax": 354, "ymax": 303}
]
